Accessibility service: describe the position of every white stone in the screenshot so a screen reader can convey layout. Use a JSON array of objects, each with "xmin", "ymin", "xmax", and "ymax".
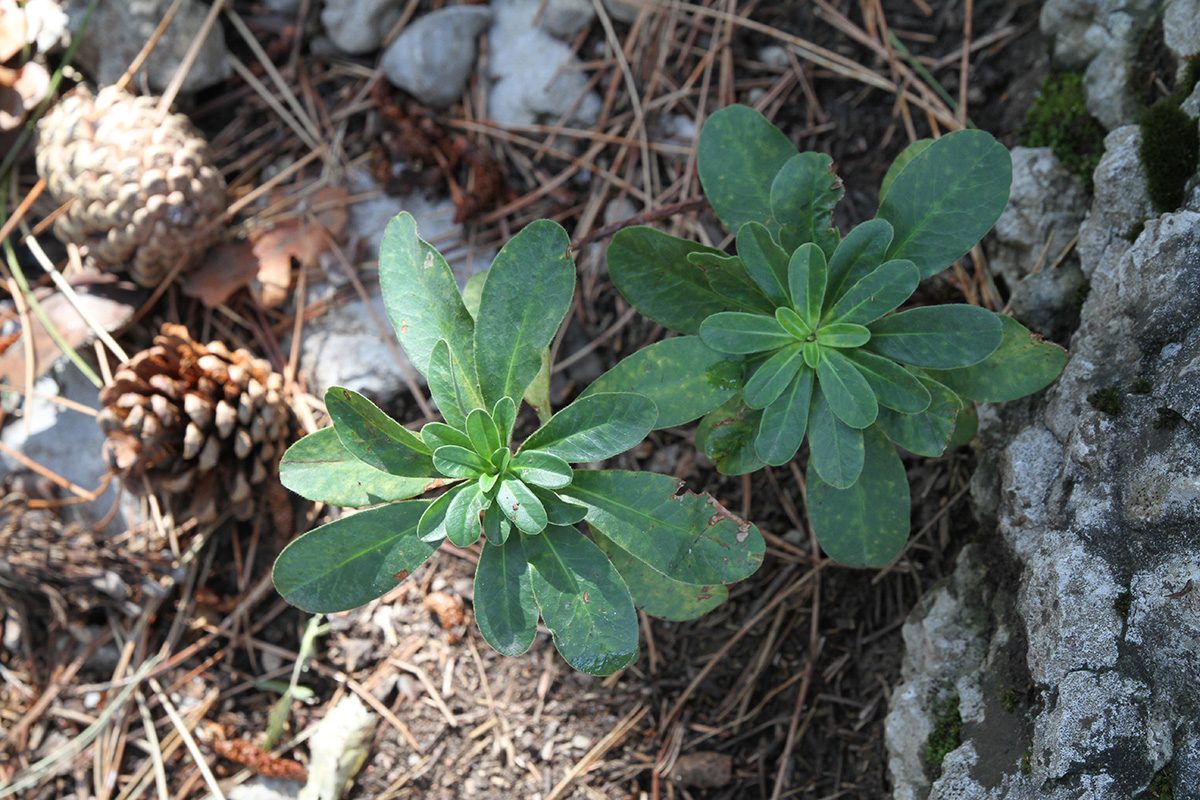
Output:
[
  {"xmin": 1164, "ymin": 0, "xmax": 1200, "ymax": 82},
  {"xmin": 539, "ymin": 0, "xmax": 594, "ymax": 39},
  {"xmin": 381, "ymin": 5, "xmax": 492, "ymax": 108},
  {"xmin": 320, "ymin": 0, "xmax": 404, "ymax": 55}
]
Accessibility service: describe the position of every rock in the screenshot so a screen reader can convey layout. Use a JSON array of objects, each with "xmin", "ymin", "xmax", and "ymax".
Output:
[
  {"xmin": 1077, "ymin": 126, "xmax": 1154, "ymax": 282},
  {"xmin": 1164, "ymin": 0, "xmax": 1200, "ymax": 82},
  {"xmin": 1007, "ymin": 263, "xmax": 1086, "ymax": 342},
  {"xmin": 539, "ymin": 0, "xmax": 594, "ymax": 39},
  {"xmin": 381, "ymin": 6, "xmax": 492, "ymax": 108},
  {"xmin": 23, "ymin": 0, "xmax": 69, "ymax": 51},
  {"xmin": 63, "ymin": 0, "xmax": 231, "ymax": 93},
  {"xmin": 488, "ymin": 0, "xmax": 602, "ymax": 127},
  {"xmin": 600, "ymin": 0, "xmax": 666, "ymax": 24},
  {"xmin": 320, "ymin": 0, "xmax": 404, "ymax": 55}
]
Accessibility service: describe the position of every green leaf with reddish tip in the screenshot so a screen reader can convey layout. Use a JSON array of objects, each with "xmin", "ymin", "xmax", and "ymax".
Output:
[
  {"xmin": 825, "ymin": 218, "xmax": 894, "ymax": 308},
  {"xmin": 816, "ymin": 323, "xmax": 871, "ymax": 349},
  {"xmin": 788, "ymin": 242, "xmax": 828, "ymax": 328},
  {"xmin": 593, "ymin": 528, "xmax": 729, "ymax": 621},
  {"xmin": 815, "ymin": 349, "xmax": 878, "ymax": 429},
  {"xmin": 272, "ymin": 501, "xmax": 438, "ymax": 613},
  {"xmin": 698, "ymin": 104, "xmax": 798, "ymax": 236},
  {"xmin": 520, "ymin": 392, "xmax": 657, "ymax": 462},
  {"xmin": 446, "ymin": 482, "xmax": 488, "ymax": 546},
  {"xmin": 924, "ymin": 315, "xmax": 1068, "ymax": 402},
  {"xmin": 744, "ymin": 342, "xmax": 804, "ymax": 409},
  {"xmin": 524, "ymin": 525, "xmax": 639, "ymax": 676},
  {"xmin": 474, "ymin": 533, "xmax": 535, "ymax": 655},
  {"xmin": 875, "ymin": 374, "xmax": 960, "ymax": 457},
  {"xmin": 771, "ymin": 151, "xmax": 844, "ymax": 256},
  {"xmin": 695, "ymin": 396, "xmax": 766, "ymax": 475},
  {"xmin": 755, "ymin": 367, "xmax": 814, "ymax": 466},
  {"xmin": 560, "ymin": 470, "xmax": 765, "ymax": 586},
  {"xmin": 807, "ymin": 385, "xmax": 865, "ymax": 488},
  {"xmin": 842, "ymin": 349, "xmax": 931, "ymax": 413},
  {"xmin": 700, "ymin": 312, "xmax": 794, "ymax": 354},
  {"xmin": 583, "ymin": 336, "xmax": 744, "ymax": 429},
  {"xmin": 737, "ymin": 222, "xmax": 791, "ymax": 306},
  {"xmin": 866, "ymin": 305, "xmax": 1003, "ymax": 369},
  {"xmin": 497, "ymin": 477, "xmax": 547, "ymax": 534},
  {"xmin": 825, "ymin": 259, "xmax": 920, "ymax": 326},
  {"xmin": 878, "ymin": 130, "xmax": 1012, "ymax": 278},
  {"xmin": 280, "ymin": 427, "xmax": 438, "ymax": 506},
  {"xmin": 325, "ymin": 386, "xmax": 435, "ymax": 478},
  {"xmin": 807, "ymin": 425, "xmax": 909, "ymax": 568}
]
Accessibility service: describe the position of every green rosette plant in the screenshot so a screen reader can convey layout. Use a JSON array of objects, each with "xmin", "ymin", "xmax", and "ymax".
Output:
[
  {"xmin": 272, "ymin": 213, "xmax": 764, "ymax": 676},
  {"xmin": 602, "ymin": 105, "xmax": 1067, "ymax": 568}
]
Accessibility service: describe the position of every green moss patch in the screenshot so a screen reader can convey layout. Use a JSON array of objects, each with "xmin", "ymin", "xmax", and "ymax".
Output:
[
  {"xmin": 925, "ymin": 694, "xmax": 963, "ymax": 774},
  {"xmin": 1022, "ymin": 73, "xmax": 1107, "ymax": 192},
  {"xmin": 1140, "ymin": 100, "xmax": 1200, "ymax": 212}
]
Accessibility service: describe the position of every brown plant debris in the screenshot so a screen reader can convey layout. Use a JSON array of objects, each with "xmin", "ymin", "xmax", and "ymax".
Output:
[{"xmin": 213, "ymin": 738, "xmax": 308, "ymax": 782}]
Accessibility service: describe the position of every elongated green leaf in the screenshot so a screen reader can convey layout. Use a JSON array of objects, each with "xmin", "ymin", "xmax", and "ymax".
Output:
[
  {"xmin": 878, "ymin": 130, "xmax": 1012, "ymax": 278},
  {"xmin": 947, "ymin": 399, "xmax": 978, "ymax": 448},
  {"xmin": 465, "ymin": 408, "xmax": 502, "ymax": 457},
  {"xmin": 878, "ymin": 139, "xmax": 933, "ymax": 202},
  {"xmin": 689, "ymin": 251, "xmax": 776, "ymax": 314},
  {"xmin": 482, "ymin": 501, "xmax": 512, "ymax": 544},
  {"xmin": 462, "ymin": 270, "xmax": 486, "ymax": 317},
  {"xmin": 744, "ymin": 342, "xmax": 804, "ymax": 409},
  {"xmin": 756, "ymin": 367, "xmax": 814, "ymax": 466},
  {"xmin": 475, "ymin": 220, "xmax": 575, "ymax": 407},
  {"xmin": 326, "ymin": 387, "xmax": 435, "ymax": 477},
  {"xmin": 875, "ymin": 374, "xmax": 960, "ymax": 457},
  {"xmin": 698, "ymin": 104, "xmax": 798, "ymax": 236},
  {"xmin": 775, "ymin": 306, "xmax": 811, "ymax": 339},
  {"xmin": 379, "ymin": 213, "xmax": 482, "ymax": 407},
  {"xmin": 803, "ymin": 340, "xmax": 822, "ymax": 369},
  {"xmin": 446, "ymin": 483, "xmax": 487, "ymax": 546},
  {"xmin": 609, "ymin": 227, "xmax": 737, "ymax": 334},
  {"xmin": 427, "ymin": 339, "xmax": 470, "ymax": 428},
  {"xmin": 524, "ymin": 525, "xmax": 639, "ymax": 676},
  {"xmin": 842, "ymin": 349, "xmax": 931, "ymax": 413},
  {"xmin": 510, "ymin": 451, "xmax": 573, "ymax": 489},
  {"xmin": 583, "ymin": 336, "xmax": 744, "ymax": 429},
  {"xmin": 520, "ymin": 392, "xmax": 656, "ymax": 462},
  {"xmin": 475, "ymin": 534, "xmax": 536, "ymax": 656},
  {"xmin": 695, "ymin": 397, "xmax": 766, "ymax": 475},
  {"xmin": 815, "ymin": 349, "xmax": 878, "ymax": 429},
  {"xmin": 736, "ymin": 222, "xmax": 790, "ymax": 306},
  {"xmin": 497, "ymin": 478, "xmax": 547, "ymax": 533},
  {"xmin": 492, "ymin": 396, "xmax": 517, "ymax": 446},
  {"xmin": 825, "ymin": 218, "xmax": 894, "ymax": 307},
  {"xmin": 807, "ymin": 385, "xmax": 865, "ymax": 488},
  {"xmin": 280, "ymin": 428, "xmax": 438, "ymax": 506},
  {"xmin": 530, "ymin": 486, "xmax": 589, "ymax": 525},
  {"xmin": 273, "ymin": 501, "xmax": 437, "ymax": 612},
  {"xmin": 788, "ymin": 242, "xmax": 828, "ymax": 328},
  {"xmin": 924, "ymin": 315, "xmax": 1068, "ymax": 401},
  {"xmin": 825, "ymin": 259, "xmax": 919, "ymax": 326},
  {"xmin": 418, "ymin": 484, "xmax": 467, "ymax": 542},
  {"xmin": 593, "ymin": 529, "xmax": 728, "ymax": 621},
  {"xmin": 560, "ymin": 470, "xmax": 765, "ymax": 585},
  {"xmin": 807, "ymin": 426, "xmax": 909, "ymax": 568},
  {"xmin": 816, "ymin": 323, "xmax": 871, "ymax": 349},
  {"xmin": 699, "ymin": 312, "xmax": 794, "ymax": 354},
  {"xmin": 771, "ymin": 151, "xmax": 843, "ymax": 255},
  {"xmin": 420, "ymin": 421, "xmax": 472, "ymax": 451},
  {"xmin": 432, "ymin": 445, "xmax": 491, "ymax": 479},
  {"xmin": 866, "ymin": 305, "xmax": 1003, "ymax": 368}
]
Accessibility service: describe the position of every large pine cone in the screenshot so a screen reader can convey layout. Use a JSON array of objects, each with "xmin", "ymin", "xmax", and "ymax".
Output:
[
  {"xmin": 97, "ymin": 324, "xmax": 294, "ymax": 524},
  {"xmin": 35, "ymin": 86, "xmax": 226, "ymax": 287}
]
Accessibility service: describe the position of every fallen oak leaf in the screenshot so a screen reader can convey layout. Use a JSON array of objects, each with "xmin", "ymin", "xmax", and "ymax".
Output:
[{"xmin": 180, "ymin": 241, "xmax": 260, "ymax": 308}]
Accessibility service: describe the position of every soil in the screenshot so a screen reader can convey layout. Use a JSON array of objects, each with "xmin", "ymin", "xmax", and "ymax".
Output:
[{"xmin": 1, "ymin": 1, "xmax": 1053, "ymax": 798}]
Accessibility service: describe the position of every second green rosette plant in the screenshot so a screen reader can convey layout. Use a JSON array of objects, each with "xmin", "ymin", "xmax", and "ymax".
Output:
[
  {"xmin": 601, "ymin": 106, "xmax": 1067, "ymax": 568},
  {"xmin": 272, "ymin": 213, "xmax": 764, "ymax": 676}
]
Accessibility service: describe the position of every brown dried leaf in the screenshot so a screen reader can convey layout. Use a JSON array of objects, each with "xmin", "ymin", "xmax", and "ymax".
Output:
[
  {"xmin": 248, "ymin": 186, "xmax": 349, "ymax": 308},
  {"xmin": 213, "ymin": 738, "xmax": 307, "ymax": 781},
  {"xmin": 423, "ymin": 590, "xmax": 465, "ymax": 640},
  {"xmin": 181, "ymin": 241, "xmax": 260, "ymax": 308}
]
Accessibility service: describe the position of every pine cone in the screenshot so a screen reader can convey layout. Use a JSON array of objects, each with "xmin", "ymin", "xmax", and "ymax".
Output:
[
  {"xmin": 35, "ymin": 86, "xmax": 226, "ymax": 287},
  {"xmin": 97, "ymin": 324, "xmax": 294, "ymax": 524}
]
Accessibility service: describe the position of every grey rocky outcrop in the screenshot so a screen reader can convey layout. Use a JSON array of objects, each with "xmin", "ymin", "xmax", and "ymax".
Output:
[{"xmin": 381, "ymin": 5, "xmax": 493, "ymax": 109}]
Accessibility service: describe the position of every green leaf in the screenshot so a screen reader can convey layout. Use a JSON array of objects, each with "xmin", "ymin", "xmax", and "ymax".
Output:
[
  {"xmin": 279, "ymin": 428, "xmax": 437, "ymax": 506},
  {"xmin": 462, "ymin": 270, "xmax": 486, "ymax": 318},
  {"xmin": 420, "ymin": 421, "xmax": 473, "ymax": 451},
  {"xmin": 326, "ymin": 386, "xmax": 435, "ymax": 477},
  {"xmin": 465, "ymin": 408, "xmax": 502, "ymax": 457},
  {"xmin": 530, "ymin": 486, "xmax": 589, "ymax": 525},
  {"xmin": 755, "ymin": 367, "xmax": 814, "ymax": 466},
  {"xmin": 497, "ymin": 478, "xmax": 547, "ymax": 533},
  {"xmin": 524, "ymin": 349, "xmax": 553, "ymax": 425},
  {"xmin": 878, "ymin": 139, "xmax": 933, "ymax": 202},
  {"xmin": 695, "ymin": 397, "xmax": 766, "ymax": 475},
  {"xmin": 816, "ymin": 323, "xmax": 871, "ymax": 349},
  {"xmin": 803, "ymin": 340, "xmax": 822, "ymax": 369},
  {"xmin": 479, "ymin": 472, "xmax": 500, "ymax": 494},
  {"xmin": 445, "ymin": 483, "xmax": 488, "ymax": 546},
  {"xmin": 472, "ymin": 534, "xmax": 535, "ymax": 652},
  {"xmin": 273, "ymin": 501, "xmax": 438, "ymax": 612},
  {"xmin": 788, "ymin": 242, "xmax": 828, "ymax": 328},
  {"xmin": 489, "ymin": 447, "xmax": 511, "ymax": 473},
  {"xmin": 697, "ymin": 104, "xmax": 798, "ymax": 236},
  {"xmin": 877, "ymin": 130, "xmax": 1012, "ymax": 278},
  {"xmin": 379, "ymin": 213, "xmax": 482, "ymax": 407},
  {"xmin": 924, "ymin": 315, "xmax": 1068, "ymax": 402},
  {"xmin": 875, "ymin": 374, "xmax": 960, "ymax": 457},
  {"xmin": 815, "ymin": 349, "xmax": 878, "ymax": 429},
  {"xmin": 807, "ymin": 426, "xmax": 909, "ymax": 567},
  {"xmin": 699, "ymin": 312, "xmax": 794, "ymax": 354},
  {"xmin": 689, "ymin": 251, "xmax": 776, "ymax": 314},
  {"xmin": 474, "ymin": 534, "xmax": 536, "ymax": 656},
  {"xmin": 524, "ymin": 525, "xmax": 640, "ymax": 676},
  {"xmin": 842, "ymin": 349, "xmax": 931, "ymax": 413},
  {"xmin": 427, "ymin": 339, "xmax": 472, "ymax": 428},
  {"xmin": 947, "ymin": 399, "xmax": 978, "ymax": 448},
  {"xmin": 583, "ymin": 336, "xmax": 745, "ymax": 429},
  {"xmin": 608, "ymin": 226, "xmax": 737, "ymax": 334},
  {"xmin": 475, "ymin": 220, "xmax": 575, "ymax": 407},
  {"xmin": 510, "ymin": 451, "xmax": 574, "ymax": 489},
  {"xmin": 807, "ymin": 385, "xmax": 865, "ymax": 488},
  {"xmin": 775, "ymin": 306, "xmax": 811, "ymax": 339},
  {"xmin": 866, "ymin": 305, "xmax": 1003, "ymax": 368},
  {"xmin": 736, "ymin": 222, "xmax": 791, "ymax": 306},
  {"xmin": 592, "ymin": 529, "xmax": 728, "ymax": 621},
  {"xmin": 432, "ymin": 445, "xmax": 491, "ymax": 479},
  {"xmin": 560, "ymin": 470, "xmax": 765, "ymax": 585},
  {"xmin": 825, "ymin": 259, "xmax": 919, "ymax": 326},
  {"xmin": 825, "ymin": 219, "xmax": 894, "ymax": 308},
  {"xmin": 482, "ymin": 501, "xmax": 512, "ymax": 544},
  {"xmin": 743, "ymin": 342, "xmax": 804, "ymax": 409},
  {"xmin": 492, "ymin": 396, "xmax": 517, "ymax": 446},
  {"xmin": 417, "ymin": 484, "xmax": 466, "ymax": 542},
  {"xmin": 520, "ymin": 392, "xmax": 657, "ymax": 462},
  {"xmin": 771, "ymin": 151, "xmax": 843, "ymax": 255}
]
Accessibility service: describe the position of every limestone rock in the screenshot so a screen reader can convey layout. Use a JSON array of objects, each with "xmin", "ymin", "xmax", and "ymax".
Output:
[
  {"xmin": 320, "ymin": 0, "xmax": 404, "ymax": 55},
  {"xmin": 381, "ymin": 6, "xmax": 492, "ymax": 108},
  {"xmin": 539, "ymin": 0, "xmax": 594, "ymax": 39},
  {"xmin": 1164, "ymin": 0, "xmax": 1200, "ymax": 82},
  {"xmin": 1077, "ymin": 126, "xmax": 1154, "ymax": 282}
]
